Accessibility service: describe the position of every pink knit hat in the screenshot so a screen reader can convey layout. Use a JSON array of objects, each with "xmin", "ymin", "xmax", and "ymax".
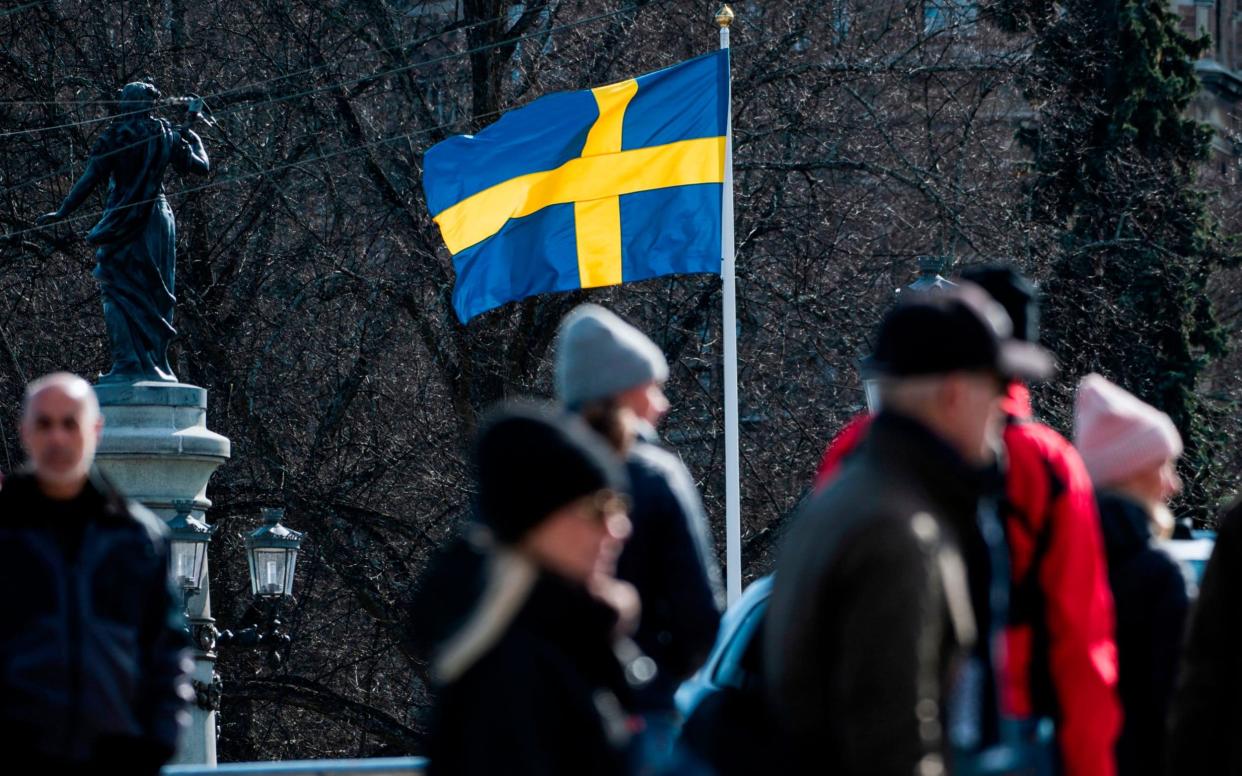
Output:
[{"xmin": 1074, "ymin": 373, "xmax": 1183, "ymax": 488}]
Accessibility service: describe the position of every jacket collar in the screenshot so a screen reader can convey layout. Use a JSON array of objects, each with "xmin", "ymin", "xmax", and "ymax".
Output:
[
  {"xmin": 427, "ymin": 534, "xmax": 620, "ymax": 686},
  {"xmin": 863, "ymin": 411, "xmax": 996, "ymax": 527},
  {"xmin": 1098, "ymin": 490, "xmax": 1155, "ymax": 558},
  {"xmin": 1, "ymin": 466, "xmax": 130, "ymax": 525},
  {"xmin": 634, "ymin": 419, "xmax": 660, "ymax": 445},
  {"xmin": 431, "ymin": 546, "xmax": 540, "ymax": 685}
]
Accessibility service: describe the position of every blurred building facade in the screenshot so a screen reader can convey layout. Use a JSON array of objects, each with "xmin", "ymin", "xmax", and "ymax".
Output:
[{"xmin": 1176, "ymin": 0, "xmax": 1242, "ymax": 173}]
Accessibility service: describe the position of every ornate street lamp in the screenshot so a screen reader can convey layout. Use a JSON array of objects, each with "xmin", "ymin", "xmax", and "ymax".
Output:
[
  {"xmin": 220, "ymin": 507, "xmax": 305, "ymax": 669},
  {"xmin": 246, "ymin": 507, "xmax": 304, "ymax": 599},
  {"xmin": 169, "ymin": 499, "xmax": 214, "ymax": 596}
]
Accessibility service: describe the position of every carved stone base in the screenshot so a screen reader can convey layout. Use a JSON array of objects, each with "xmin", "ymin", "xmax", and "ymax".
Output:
[{"xmin": 94, "ymin": 381, "xmax": 230, "ymax": 510}]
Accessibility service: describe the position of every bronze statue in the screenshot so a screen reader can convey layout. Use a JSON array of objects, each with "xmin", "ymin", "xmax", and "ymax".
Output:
[{"xmin": 37, "ymin": 82, "xmax": 210, "ymax": 383}]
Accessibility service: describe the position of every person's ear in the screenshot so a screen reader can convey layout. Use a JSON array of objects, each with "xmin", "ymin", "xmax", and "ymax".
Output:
[{"xmin": 937, "ymin": 375, "xmax": 964, "ymax": 413}]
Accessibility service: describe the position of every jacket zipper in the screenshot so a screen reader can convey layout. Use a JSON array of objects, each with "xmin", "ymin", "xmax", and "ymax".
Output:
[{"xmin": 65, "ymin": 532, "xmax": 85, "ymax": 753}]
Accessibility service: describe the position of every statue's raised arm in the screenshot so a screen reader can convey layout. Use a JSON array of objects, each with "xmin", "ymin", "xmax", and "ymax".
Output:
[
  {"xmin": 35, "ymin": 82, "xmax": 210, "ymax": 384},
  {"xmin": 175, "ymin": 119, "xmax": 210, "ymax": 177}
]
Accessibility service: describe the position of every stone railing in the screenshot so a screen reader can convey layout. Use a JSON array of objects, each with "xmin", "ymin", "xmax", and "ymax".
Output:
[{"xmin": 164, "ymin": 758, "xmax": 427, "ymax": 776}]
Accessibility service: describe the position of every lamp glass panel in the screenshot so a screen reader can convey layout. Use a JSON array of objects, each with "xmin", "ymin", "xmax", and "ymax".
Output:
[
  {"xmin": 253, "ymin": 548, "xmax": 289, "ymax": 597},
  {"xmin": 283, "ymin": 548, "xmax": 299, "ymax": 597},
  {"xmin": 171, "ymin": 540, "xmax": 206, "ymax": 592}
]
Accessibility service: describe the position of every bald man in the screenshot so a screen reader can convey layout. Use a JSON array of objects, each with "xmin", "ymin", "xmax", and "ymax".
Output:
[{"xmin": 0, "ymin": 373, "xmax": 192, "ymax": 772}]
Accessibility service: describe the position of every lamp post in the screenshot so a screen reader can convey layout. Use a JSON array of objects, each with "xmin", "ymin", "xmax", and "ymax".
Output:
[
  {"xmin": 167, "ymin": 499, "xmax": 223, "ymax": 761},
  {"xmin": 906, "ymin": 255, "xmax": 957, "ymax": 292},
  {"xmin": 166, "ymin": 502, "xmax": 306, "ymax": 753},
  {"xmin": 95, "ymin": 381, "xmax": 231, "ymax": 766}
]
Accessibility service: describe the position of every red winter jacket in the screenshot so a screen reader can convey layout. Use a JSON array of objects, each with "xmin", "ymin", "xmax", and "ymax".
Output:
[{"xmin": 812, "ymin": 386, "xmax": 1121, "ymax": 776}]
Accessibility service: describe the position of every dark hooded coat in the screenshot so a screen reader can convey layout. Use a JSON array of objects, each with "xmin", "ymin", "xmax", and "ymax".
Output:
[
  {"xmin": 764, "ymin": 412, "xmax": 981, "ymax": 776},
  {"xmin": 411, "ymin": 537, "xmax": 638, "ymax": 776}
]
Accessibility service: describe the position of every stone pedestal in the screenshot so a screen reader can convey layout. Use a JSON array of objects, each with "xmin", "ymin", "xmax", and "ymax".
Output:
[{"xmin": 95, "ymin": 381, "xmax": 231, "ymax": 766}]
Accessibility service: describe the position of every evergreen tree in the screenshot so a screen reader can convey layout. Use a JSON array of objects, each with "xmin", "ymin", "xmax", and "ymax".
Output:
[{"xmin": 996, "ymin": 0, "xmax": 1236, "ymax": 521}]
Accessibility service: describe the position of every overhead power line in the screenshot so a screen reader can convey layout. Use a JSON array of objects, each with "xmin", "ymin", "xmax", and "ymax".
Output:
[
  {"xmin": 0, "ymin": 0, "xmax": 667, "ymax": 139},
  {"xmin": 5, "ymin": 18, "xmax": 769, "ymax": 240},
  {"xmin": 0, "ymin": 0, "xmax": 55, "ymax": 19},
  {"xmin": 0, "ymin": 0, "xmax": 666, "ymax": 198},
  {"xmin": 0, "ymin": 3, "xmax": 545, "ymax": 106}
]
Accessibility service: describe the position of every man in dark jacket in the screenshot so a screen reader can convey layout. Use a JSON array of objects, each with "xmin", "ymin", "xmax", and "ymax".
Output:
[
  {"xmin": 1166, "ymin": 495, "xmax": 1242, "ymax": 775},
  {"xmin": 812, "ymin": 268, "xmax": 1121, "ymax": 776},
  {"xmin": 411, "ymin": 403, "xmax": 643, "ymax": 776},
  {"xmin": 0, "ymin": 372, "xmax": 192, "ymax": 773},
  {"xmin": 555, "ymin": 304, "xmax": 723, "ymax": 770},
  {"xmin": 765, "ymin": 285, "xmax": 1054, "ymax": 775}
]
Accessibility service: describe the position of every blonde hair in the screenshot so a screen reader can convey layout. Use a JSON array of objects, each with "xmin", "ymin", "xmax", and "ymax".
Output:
[{"xmin": 577, "ymin": 398, "xmax": 636, "ymax": 455}]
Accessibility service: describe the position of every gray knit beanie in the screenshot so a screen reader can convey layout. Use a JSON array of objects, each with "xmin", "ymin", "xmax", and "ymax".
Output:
[{"xmin": 555, "ymin": 304, "xmax": 669, "ymax": 409}]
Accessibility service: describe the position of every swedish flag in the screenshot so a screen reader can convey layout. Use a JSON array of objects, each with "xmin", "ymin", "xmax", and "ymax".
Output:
[{"xmin": 424, "ymin": 51, "xmax": 729, "ymax": 322}]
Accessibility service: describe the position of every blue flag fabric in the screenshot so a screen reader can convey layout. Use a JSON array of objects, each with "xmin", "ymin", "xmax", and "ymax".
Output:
[{"xmin": 423, "ymin": 50, "xmax": 729, "ymax": 322}]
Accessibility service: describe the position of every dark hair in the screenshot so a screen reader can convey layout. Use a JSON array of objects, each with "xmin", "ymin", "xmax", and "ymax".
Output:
[{"xmin": 577, "ymin": 398, "xmax": 633, "ymax": 454}]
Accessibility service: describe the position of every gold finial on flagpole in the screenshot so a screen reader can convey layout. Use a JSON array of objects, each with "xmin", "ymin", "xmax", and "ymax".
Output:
[{"xmin": 715, "ymin": 3, "xmax": 734, "ymax": 28}]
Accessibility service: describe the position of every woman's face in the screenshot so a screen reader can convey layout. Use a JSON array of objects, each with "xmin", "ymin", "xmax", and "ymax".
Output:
[
  {"xmin": 1126, "ymin": 458, "xmax": 1182, "ymax": 505},
  {"xmin": 618, "ymin": 381, "xmax": 670, "ymax": 427},
  {"xmin": 519, "ymin": 491, "xmax": 631, "ymax": 583},
  {"xmin": 1157, "ymin": 458, "xmax": 1182, "ymax": 503}
]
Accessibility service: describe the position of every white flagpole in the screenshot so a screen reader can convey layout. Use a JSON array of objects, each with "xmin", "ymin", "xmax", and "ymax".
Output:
[{"xmin": 716, "ymin": 4, "xmax": 741, "ymax": 606}]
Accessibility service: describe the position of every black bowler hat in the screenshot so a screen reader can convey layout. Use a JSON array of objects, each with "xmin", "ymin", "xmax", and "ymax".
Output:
[
  {"xmin": 473, "ymin": 401, "xmax": 628, "ymax": 544},
  {"xmin": 861, "ymin": 283, "xmax": 1055, "ymax": 382},
  {"xmin": 961, "ymin": 264, "xmax": 1040, "ymax": 344}
]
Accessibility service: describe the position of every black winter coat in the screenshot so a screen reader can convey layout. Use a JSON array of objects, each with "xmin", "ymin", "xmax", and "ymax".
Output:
[
  {"xmin": 0, "ymin": 469, "xmax": 191, "ymax": 771},
  {"xmin": 412, "ymin": 537, "xmax": 638, "ymax": 776},
  {"xmin": 617, "ymin": 439, "xmax": 722, "ymax": 711},
  {"xmin": 764, "ymin": 412, "xmax": 981, "ymax": 776},
  {"xmin": 1097, "ymin": 492, "xmax": 1189, "ymax": 776},
  {"xmin": 1165, "ymin": 496, "xmax": 1242, "ymax": 775}
]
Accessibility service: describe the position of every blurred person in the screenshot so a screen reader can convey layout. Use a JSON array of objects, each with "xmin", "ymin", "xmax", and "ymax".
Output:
[
  {"xmin": 765, "ymin": 285, "xmax": 1054, "ymax": 775},
  {"xmin": 811, "ymin": 266, "xmax": 1121, "ymax": 776},
  {"xmin": 555, "ymin": 304, "xmax": 723, "ymax": 773},
  {"xmin": 964, "ymin": 267, "xmax": 1120, "ymax": 776},
  {"xmin": 1165, "ymin": 495, "xmax": 1242, "ymax": 774},
  {"xmin": 0, "ymin": 372, "xmax": 192, "ymax": 773},
  {"xmin": 410, "ymin": 402, "xmax": 645, "ymax": 776},
  {"xmin": 1074, "ymin": 374, "xmax": 1189, "ymax": 776}
]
